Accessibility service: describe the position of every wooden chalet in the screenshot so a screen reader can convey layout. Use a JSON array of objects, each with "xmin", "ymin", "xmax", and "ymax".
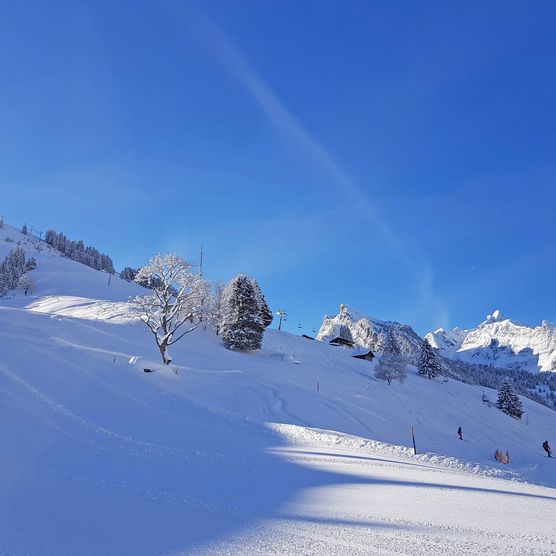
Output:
[{"xmin": 329, "ymin": 336, "xmax": 355, "ymax": 348}]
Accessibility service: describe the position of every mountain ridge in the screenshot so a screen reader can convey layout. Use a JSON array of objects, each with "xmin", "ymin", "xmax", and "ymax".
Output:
[{"xmin": 427, "ymin": 310, "xmax": 556, "ymax": 373}]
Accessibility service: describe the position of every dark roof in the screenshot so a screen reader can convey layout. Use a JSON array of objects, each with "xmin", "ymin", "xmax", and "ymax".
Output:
[
  {"xmin": 329, "ymin": 337, "xmax": 355, "ymax": 347},
  {"xmin": 352, "ymin": 347, "xmax": 375, "ymax": 360}
]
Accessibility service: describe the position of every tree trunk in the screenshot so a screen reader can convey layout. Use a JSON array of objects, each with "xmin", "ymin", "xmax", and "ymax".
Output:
[{"xmin": 158, "ymin": 342, "xmax": 171, "ymax": 365}]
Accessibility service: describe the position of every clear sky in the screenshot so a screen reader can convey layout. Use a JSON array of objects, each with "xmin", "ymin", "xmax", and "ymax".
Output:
[{"xmin": 1, "ymin": 1, "xmax": 555, "ymax": 335}]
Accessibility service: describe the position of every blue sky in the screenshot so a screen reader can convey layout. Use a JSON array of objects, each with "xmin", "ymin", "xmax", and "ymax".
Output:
[{"xmin": 1, "ymin": 1, "xmax": 555, "ymax": 335}]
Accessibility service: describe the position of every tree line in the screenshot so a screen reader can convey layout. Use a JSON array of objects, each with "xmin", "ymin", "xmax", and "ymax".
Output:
[{"xmin": 45, "ymin": 228, "xmax": 114, "ymax": 274}]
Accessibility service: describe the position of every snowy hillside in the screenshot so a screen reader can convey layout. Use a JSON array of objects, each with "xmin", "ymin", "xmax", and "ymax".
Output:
[
  {"xmin": 317, "ymin": 304, "xmax": 424, "ymax": 362},
  {"xmin": 427, "ymin": 310, "xmax": 556, "ymax": 373},
  {"xmin": 1, "ymin": 226, "xmax": 555, "ymax": 554}
]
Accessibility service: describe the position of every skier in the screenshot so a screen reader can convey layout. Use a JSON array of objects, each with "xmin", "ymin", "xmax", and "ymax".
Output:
[
  {"xmin": 457, "ymin": 426, "xmax": 463, "ymax": 440},
  {"xmin": 542, "ymin": 440, "xmax": 551, "ymax": 457}
]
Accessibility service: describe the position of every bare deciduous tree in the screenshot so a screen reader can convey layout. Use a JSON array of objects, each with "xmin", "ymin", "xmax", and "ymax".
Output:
[{"xmin": 132, "ymin": 254, "xmax": 205, "ymax": 364}]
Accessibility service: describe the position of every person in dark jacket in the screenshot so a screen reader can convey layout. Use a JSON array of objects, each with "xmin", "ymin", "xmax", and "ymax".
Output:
[
  {"xmin": 457, "ymin": 426, "xmax": 463, "ymax": 440},
  {"xmin": 542, "ymin": 440, "xmax": 551, "ymax": 457}
]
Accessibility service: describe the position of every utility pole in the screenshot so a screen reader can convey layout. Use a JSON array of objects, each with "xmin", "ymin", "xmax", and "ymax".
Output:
[
  {"xmin": 199, "ymin": 244, "xmax": 203, "ymax": 278},
  {"xmin": 276, "ymin": 309, "xmax": 287, "ymax": 331},
  {"xmin": 411, "ymin": 426, "xmax": 417, "ymax": 455}
]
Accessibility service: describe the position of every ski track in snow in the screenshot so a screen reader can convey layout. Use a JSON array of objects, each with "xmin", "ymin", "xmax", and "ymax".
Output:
[{"xmin": 1, "ymin": 224, "xmax": 556, "ymax": 555}]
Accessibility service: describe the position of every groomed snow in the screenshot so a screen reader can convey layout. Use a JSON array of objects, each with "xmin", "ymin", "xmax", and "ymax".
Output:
[{"xmin": 0, "ymin": 226, "xmax": 555, "ymax": 554}]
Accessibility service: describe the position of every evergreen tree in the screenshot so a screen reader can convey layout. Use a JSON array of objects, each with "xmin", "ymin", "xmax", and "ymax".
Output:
[
  {"xmin": 0, "ymin": 247, "xmax": 30, "ymax": 297},
  {"xmin": 337, "ymin": 324, "xmax": 353, "ymax": 342},
  {"xmin": 250, "ymin": 278, "xmax": 273, "ymax": 328},
  {"xmin": 120, "ymin": 267, "xmax": 138, "ymax": 282},
  {"xmin": 21, "ymin": 223, "xmax": 28, "ymax": 235},
  {"xmin": 417, "ymin": 339, "xmax": 443, "ymax": 379},
  {"xmin": 220, "ymin": 274, "xmax": 267, "ymax": 351},
  {"xmin": 43, "ymin": 227, "xmax": 114, "ymax": 273},
  {"xmin": 382, "ymin": 330, "xmax": 401, "ymax": 356},
  {"xmin": 497, "ymin": 379, "xmax": 523, "ymax": 419}
]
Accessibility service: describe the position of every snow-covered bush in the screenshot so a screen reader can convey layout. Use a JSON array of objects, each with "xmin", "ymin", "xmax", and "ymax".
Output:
[{"xmin": 17, "ymin": 274, "xmax": 33, "ymax": 295}]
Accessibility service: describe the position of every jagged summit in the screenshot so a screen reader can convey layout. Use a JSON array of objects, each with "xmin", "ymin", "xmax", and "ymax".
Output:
[
  {"xmin": 318, "ymin": 304, "xmax": 424, "ymax": 362},
  {"xmin": 427, "ymin": 310, "xmax": 556, "ymax": 373},
  {"xmin": 485, "ymin": 309, "xmax": 505, "ymax": 323}
]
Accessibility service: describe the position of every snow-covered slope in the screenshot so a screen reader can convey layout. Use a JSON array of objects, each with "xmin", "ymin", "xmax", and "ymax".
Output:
[
  {"xmin": 427, "ymin": 310, "xmax": 556, "ymax": 373},
  {"xmin": 317, "ymin": 304, "xmax": 424, "ymax": 362},
  {"xmin": 1, "ymin": 227, "xmax": 555, "ymax": 554}
]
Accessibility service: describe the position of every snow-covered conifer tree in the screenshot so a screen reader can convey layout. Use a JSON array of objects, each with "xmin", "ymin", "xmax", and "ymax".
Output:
[
  {"xmin": 375, "ymin": 331, "xmax": 407, "ymax": 385},
  {"xmin": 131, "ymin": 254, "xmax": 204, "ymax": 364},
  {"xmin": 220, "ymin": 274, "xmax": 268, "ymax": 351},
  {"xmin": 337, "ymin": 324, "xmax": 353, "ymax": 343},
  {"xmin": 417, "ymin": 339, "xmax": 443, "ymax": 379},
  {"xmin": 0, "ymin": 247, "xmax": 28, "ymax": 297},
  {"xmin": 120, "ymin": 267, "xmax": 137, "ymax": 282},
  {"xmin": 250, "ymin": 278, "xmax": 273, "ymax": 328},
  {"xmin": 382, "ymin": 330, "xmax": 401, "ymax": 356},
  {"xmin": 497, "ymin": 379, "xmax": 523, "ymax": 419},
  {"xmin": 21, "ymin": 223, "xmax": 28, "ymax": 235}
]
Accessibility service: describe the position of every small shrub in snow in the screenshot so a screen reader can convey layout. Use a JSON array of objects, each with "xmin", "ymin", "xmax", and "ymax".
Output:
[
  {"xmin": 25, "ymin": 257, "xmax": 37, "ymax": 271},
  {"xmin": 17, "ymin": 274, "xmax": 33, "ymax": 295}
]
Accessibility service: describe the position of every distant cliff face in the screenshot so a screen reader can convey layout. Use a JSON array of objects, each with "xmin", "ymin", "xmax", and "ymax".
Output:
[
  {"xmin": 317, "ymin": 304, "xmax": 424, "ymax": 363},
  {"xmin": 426, "ymin": 310, "xmax": 556, "ymax": 373}
]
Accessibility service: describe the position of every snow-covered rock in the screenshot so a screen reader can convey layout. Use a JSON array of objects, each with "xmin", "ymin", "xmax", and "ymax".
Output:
[
  {"xmin": 426, "ymin": 310, "xmax": 556, "ymax": 373},
  {"xmin": 317, "ymin": 304, "xmax": 424, "ymax": 362}
]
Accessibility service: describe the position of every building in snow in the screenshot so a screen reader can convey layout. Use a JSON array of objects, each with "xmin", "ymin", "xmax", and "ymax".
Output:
[{"xmin": 352, "ymin": 347, "xmax": 375, "ymax": 362}]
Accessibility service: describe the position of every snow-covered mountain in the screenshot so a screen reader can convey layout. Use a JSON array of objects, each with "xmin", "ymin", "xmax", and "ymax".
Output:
[
  {"xmin": 317, "ymin": 304, "xmax": 424, "ymax": 362},
  {"xmin": 426, "ymin": 310, "xmax": 556, "ymax": 373},
  {"xmin": 1, "ymin": 223, "xmax": 556, "ymax": 554}
]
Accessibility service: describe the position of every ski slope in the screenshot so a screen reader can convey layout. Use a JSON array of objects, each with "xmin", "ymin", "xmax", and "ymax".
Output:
[{"xmin": 0, "ymin": 224, "xmax": 555, "ymax": 555}]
